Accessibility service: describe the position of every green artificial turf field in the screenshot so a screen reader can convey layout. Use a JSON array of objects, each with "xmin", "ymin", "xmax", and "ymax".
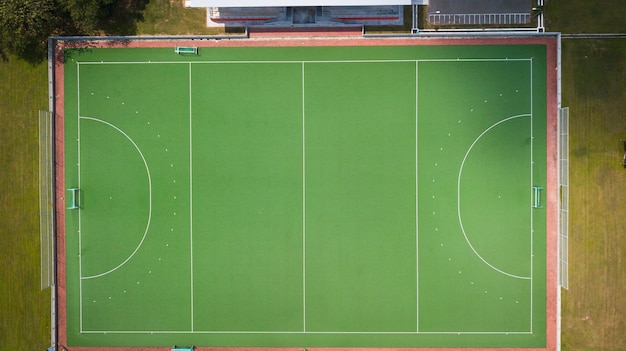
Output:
[{"xmin": 63, "ymin": 44, "xmax": 547, "ymax": 348}]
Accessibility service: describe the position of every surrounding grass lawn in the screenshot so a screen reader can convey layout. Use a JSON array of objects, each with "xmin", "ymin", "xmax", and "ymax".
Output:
[
  {"xmin": 0, "ymin": 58, "xmax": 51, "ymax": 349},
  {"xmin": 559, "ymin": 38, "xmax": 626, "ymax": 351},
  {"xmin": 544, "ymin": 0, "xmax": 625, "ymax": 34},
  {"xmin": 546, "ymin": 2, "xmax": 626, "ymax": 350},
  {"xmin": 137, "ymin": 0, "xmax": 226, "ymax": 35}
]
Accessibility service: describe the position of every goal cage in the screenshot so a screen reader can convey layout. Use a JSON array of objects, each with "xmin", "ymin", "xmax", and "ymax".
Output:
[{"xmin": 39, "ymin": 110, "xmax": 55, "ymax": 290}]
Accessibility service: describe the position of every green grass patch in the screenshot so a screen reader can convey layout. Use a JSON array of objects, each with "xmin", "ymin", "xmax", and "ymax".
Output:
[
  {"xmin": 544, "ymin": 0, "xmax": 625, "ymax": 33},
  {"xmin": 0, "ymin": 58, "xmax": 51, "ymax": 350},
  {"xmin": 544, "ymin": 1, "xmax": 626, "ymax": 349},
  {"xmin": 559, "ymin": 38, "xmax": 626, "ymax": 351},
  {"xmin": 137, "ymin": 0, "xmax": 225, "ymax": 35}
]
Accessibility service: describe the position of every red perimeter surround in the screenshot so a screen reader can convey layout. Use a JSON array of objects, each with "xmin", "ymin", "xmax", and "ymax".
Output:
[{"xmin": 53, "ymin": 31, "xmax": 559, "ymax": 351}]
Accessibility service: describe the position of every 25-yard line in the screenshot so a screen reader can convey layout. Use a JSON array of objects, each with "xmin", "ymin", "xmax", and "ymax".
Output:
[
  {"xmin": 415, "ymin": 60, "xmax": 420, "ymax": 333},
  {"xmin": 301, "ymin": 61, "xmax": 307, "ymax": 333},
  {"xmin": 189, "ymin": 62, "xmax": 194, "ymax": 332}
]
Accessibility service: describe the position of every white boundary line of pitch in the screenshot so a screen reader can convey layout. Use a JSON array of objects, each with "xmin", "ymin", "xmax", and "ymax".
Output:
[
  {"xmin": 76, "ymin": 58, "xmax": 537, "ymax": 336},
  {"xmin": 77, "ymin": 62, "xmax": 83, "ymax": 333},
  {"xmin": 77, "ymin": 58, "xmax": 532, "ymax": 66},
  {"xmin": 80, "ymin": 330, "xmax": 534, "ymax": 335}
]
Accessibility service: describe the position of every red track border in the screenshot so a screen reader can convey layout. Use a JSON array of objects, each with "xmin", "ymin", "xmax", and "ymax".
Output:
[{"xmin": 53, "ymin": 31, "xmax": 559, "ymax": 351}]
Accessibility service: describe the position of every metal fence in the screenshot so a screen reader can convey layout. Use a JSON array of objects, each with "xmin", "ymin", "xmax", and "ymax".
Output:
[
  {"xmin": 39, "ymin": 110, "xmax": 55, "ymax": 290},
  {"xmin": 428, "ymin": 13, "xmax": 530, "ymax": 26},
  {"xmin": 558, "ymin": 107, "xmax": 569, "ymax": 290}
]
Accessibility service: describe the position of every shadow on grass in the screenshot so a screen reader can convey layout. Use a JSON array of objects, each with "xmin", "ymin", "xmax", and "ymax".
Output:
[
  {"xmin": 3, "ymin": 0, "xmax": 149, "ymax": 64},
  {"xmin": 101, "ymin": 0, "xmax": 150, "ymax": 36}
]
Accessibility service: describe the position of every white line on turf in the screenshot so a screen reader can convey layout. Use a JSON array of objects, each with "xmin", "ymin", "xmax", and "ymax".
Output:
[
  {"xmin": 415, "ymin": 60, "xmax": 420, "ymax": 332},
  {"xmin": 76, "ymin": 58, "xmax": 539, "ymax": 335},
  {"xmin": 189, "ymin": 62, "xmax": 195, "ymax": 332},
  {"xmin": 77, "ymin": 58, "xmax": 533, "ymax": 66},
  {"xmin": 457, "ymin": 114, "xmax": 532, "ymax": 281},
  {"xmin": 79, "ymin": 330, "xmax": 533, "ymax": 335},
  {"xmin": 77, "ymin": 63, "xmax": 83, "ymax": 332},
  {"xmin": 301, "ymin": 61, "xmax": 307, "ymax": 332},
  {"xmin": 78, "ymin": 116, "xmax": 153, "ymax": 280}
]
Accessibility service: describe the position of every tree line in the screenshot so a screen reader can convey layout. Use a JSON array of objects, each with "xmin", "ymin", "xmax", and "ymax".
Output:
[{"xmin": 0, "ymin": 0, "xmax": 148, "ymax": 62}]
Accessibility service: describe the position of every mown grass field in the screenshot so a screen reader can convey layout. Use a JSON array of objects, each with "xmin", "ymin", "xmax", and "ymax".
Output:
[
  {"xmin": 136, "ymin": 0, "xmax": 244, "ymax": 36},
  {"xmin": 136, "ymin": 0, "xmax": 223, "ymax": 35},
  {"xmin": 558, "ymin": 38, "xmax": 626, "ymax": 351},
  {"xmin": 0, "ymin": 59, "xmax": 50, "ymax": 350},
  {"xmin": 0, "ymin": 0, "xmax": 624, "ymax": 350},
  {"xmin": 545, "ymin": 1, "xmax": 626, "ymax": 350}
]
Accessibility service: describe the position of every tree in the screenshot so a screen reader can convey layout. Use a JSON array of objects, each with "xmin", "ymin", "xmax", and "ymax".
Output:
[
  {"xmin": 0, "ymin": 0, "xmax": 58, "ymax": 62},
  {"xmin": 59, "ymin": 0, "xmax": 115, "ymax": 34},
  {"xmin": 0, "ymin": 0, "xmax": 149, "ymax": 62}
]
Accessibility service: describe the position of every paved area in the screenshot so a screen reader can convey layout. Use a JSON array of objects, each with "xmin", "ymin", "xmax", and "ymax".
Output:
[
  {"xmin": 427, "ymin": 0, "xmax": 530, "ymax": 25},
  {"xmin": 428, "ymin": 0, "xmax": 529, "ymax": 14}
]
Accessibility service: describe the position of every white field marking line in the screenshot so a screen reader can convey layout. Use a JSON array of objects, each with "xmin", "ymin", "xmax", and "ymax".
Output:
[
  {"xmin": 457, "ymin": 113, "xmax": 532, "ymax": 280},
  {"xmin": 415, "ymin": 60, "xmax": 419, "ymax": 333},
  {"xmin": 77, "ymin": 63, "xmax": 83, "ymax": 332},
  {"xmin": 77, "ymin": 58, "xmax": 533, "ymax": 66},
  {"xmin": 75, "ymin": 59, "xmax": 538, "ymax": 335},
  {"xmin": 189, "ymin": 62, "xmax": 194, "ymax": 332},
  {"xmin": 80, "ymin": 330, "xmax": 533, "ymax": 335},
  {"xmin": 529, "ymin": 58, "xmax": 534, "ymax": 332},
  {"xmin": 301, "ymin": 61, "xmax": 307, "ymax": 332},
  {"xmin": 78, "ymin": 116, "xmax": 153, "ymax": 280}
]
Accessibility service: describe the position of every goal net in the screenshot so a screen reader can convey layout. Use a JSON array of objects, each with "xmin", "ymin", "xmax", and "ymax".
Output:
[{"xmin": 39, "ymin": 110, "xmax": 55, "ymax": 290}]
